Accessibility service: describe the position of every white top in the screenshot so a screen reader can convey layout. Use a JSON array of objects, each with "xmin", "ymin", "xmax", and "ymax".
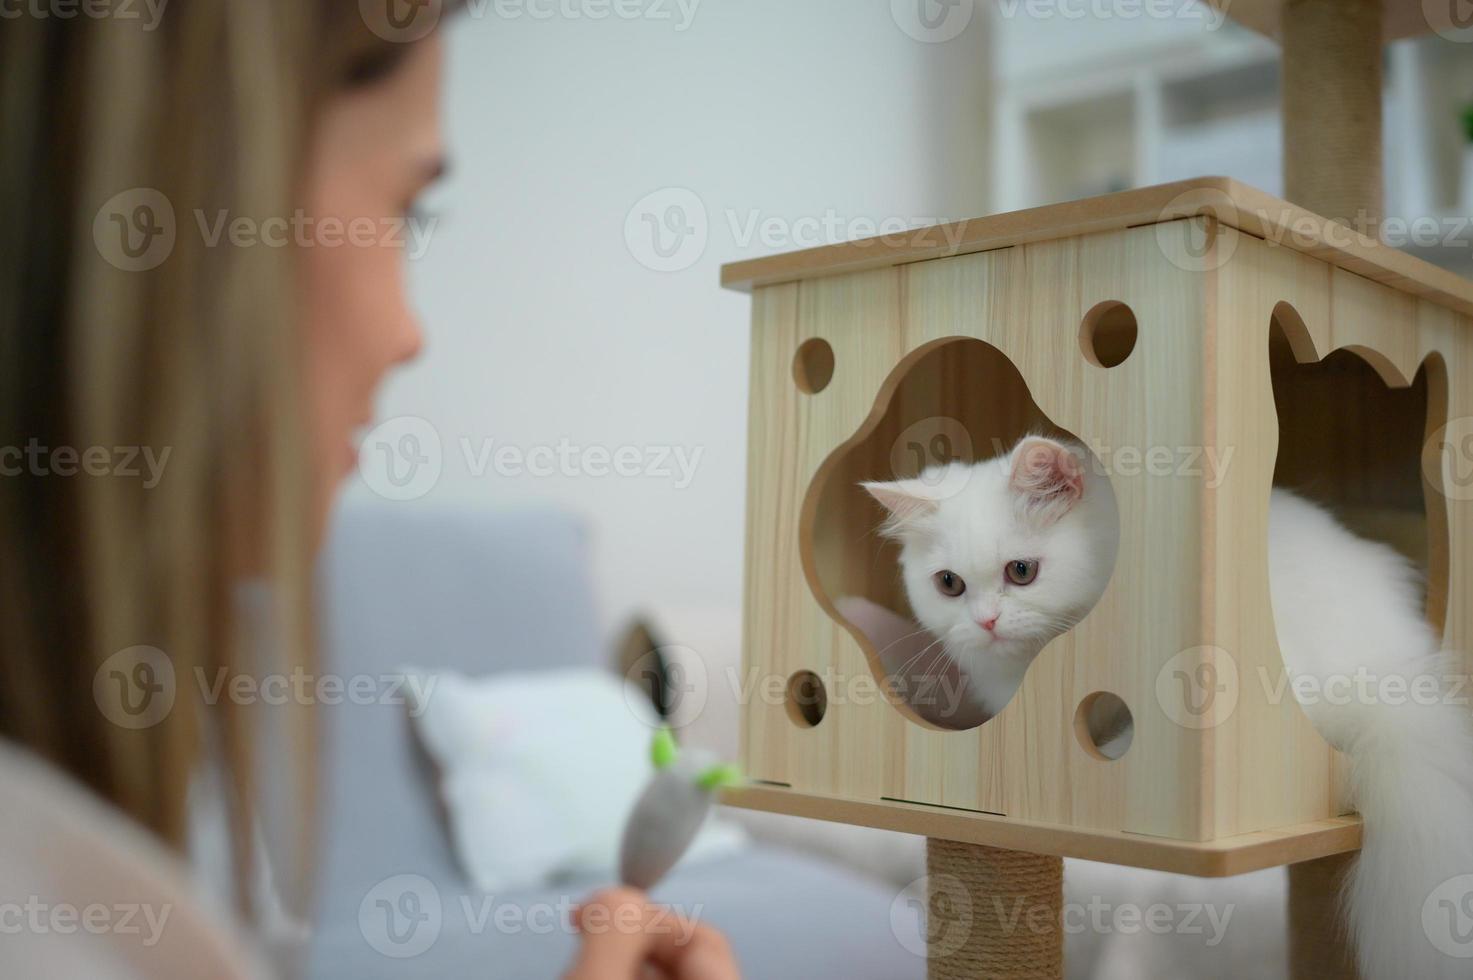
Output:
[{"xmin": 0, "ymin": 742, "xmax": 272, "ymax": 979}]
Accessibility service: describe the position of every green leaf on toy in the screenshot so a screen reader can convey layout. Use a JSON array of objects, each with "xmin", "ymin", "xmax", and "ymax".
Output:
[
  {"xmin": 651, "ymin": 725, "xmax": 678, "ymax": 770},
  {"xmin": 696, "ymin": 762, "xmax": 742, "ymax": 792}
]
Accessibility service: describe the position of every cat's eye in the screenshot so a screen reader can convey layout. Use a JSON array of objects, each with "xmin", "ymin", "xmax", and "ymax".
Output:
[
  {"xmin": 932, "ymin": 570, "xmax": 966, "ymax": 597},
  {"xmin": 1005, "ymin": 560, "xmax": 1040, "ymax": 586}
]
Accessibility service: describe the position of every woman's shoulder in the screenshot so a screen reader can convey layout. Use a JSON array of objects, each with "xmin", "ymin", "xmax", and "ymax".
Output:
[{"xmin": 0, "ymin": 740, "xmax": 273, "ymax": 979}]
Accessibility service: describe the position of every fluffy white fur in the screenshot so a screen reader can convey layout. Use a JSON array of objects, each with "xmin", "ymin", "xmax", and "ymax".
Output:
[
  {"xmin": 1267, "ymin": 490, "xmax": 1473, "ymax": 980},
  {"xmin": 864, "ymin": 436, "xmax": 1119, "ymax": 722},
  {"xmin": 865, "ymin": 435, "xmax": 1473, "ymax": 979}
]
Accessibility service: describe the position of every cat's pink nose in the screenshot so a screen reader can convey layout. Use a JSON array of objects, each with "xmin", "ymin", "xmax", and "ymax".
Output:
[{"xmin": 979, "ymin": 615, "xmax": 999, "ymax": 633}]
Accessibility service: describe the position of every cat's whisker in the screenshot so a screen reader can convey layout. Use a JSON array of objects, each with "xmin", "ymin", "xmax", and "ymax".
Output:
[{"xmin": 891, "ymin": 634, "xmax": 948, "ymax": 678}]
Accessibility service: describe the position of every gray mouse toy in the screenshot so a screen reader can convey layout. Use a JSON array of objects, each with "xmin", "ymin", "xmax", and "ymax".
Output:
[{"xmin": 618, "ymin": 726, "xmax": 742, "ymax": 891}]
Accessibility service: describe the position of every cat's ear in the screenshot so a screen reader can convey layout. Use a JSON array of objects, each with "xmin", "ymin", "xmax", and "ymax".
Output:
[
  {"xmin": 863, "ymin": 479, "xmax": 942, "ymax": 536},
  {"xmin": 1010, "ymin": 437, "xmax": 1086, "ymax": 525}
]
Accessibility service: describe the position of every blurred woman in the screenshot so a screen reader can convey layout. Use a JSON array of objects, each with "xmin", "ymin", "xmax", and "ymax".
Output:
[{"xmin": 0, "ymin": 3, "xmax": 737, "ymax": 977}]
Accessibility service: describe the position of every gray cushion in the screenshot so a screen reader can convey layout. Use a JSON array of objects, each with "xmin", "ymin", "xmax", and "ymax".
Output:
[{"xmin": 311, "ymin": 501, "xmax": 608, "ymax": 929}]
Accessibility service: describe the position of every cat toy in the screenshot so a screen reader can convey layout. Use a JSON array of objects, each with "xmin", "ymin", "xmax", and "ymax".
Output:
[{"xmin": 618, "ymin": 726, "xmax": 742, "ymax": 891}]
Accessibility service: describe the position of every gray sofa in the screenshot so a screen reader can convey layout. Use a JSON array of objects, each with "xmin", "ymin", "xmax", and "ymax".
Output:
[{"xmin": 306, "ymin": 499, "xmax": 925, "ymax": 979}]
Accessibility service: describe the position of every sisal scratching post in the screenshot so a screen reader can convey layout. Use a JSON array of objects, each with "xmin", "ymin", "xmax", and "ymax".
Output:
[
  {"xmin": 927, "ymin": 839, "xmax": 1063, "ymax": 980},
  {"xmin": 1288, "ymin": 853, "xmax": 1361, "ymax": 979},
  {"xmin": 1281, "ymin": 4, "xmax": 1378, "ymax": 977},
  {"xmin": 1281, "ymin": 0, "xmax": 1383, "ymax": 236}
]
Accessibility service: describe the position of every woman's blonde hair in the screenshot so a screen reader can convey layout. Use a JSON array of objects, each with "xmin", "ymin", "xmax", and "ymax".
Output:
[{"xmin": 0, "ymin": 0, "xmax": 449, "ymax": 914}]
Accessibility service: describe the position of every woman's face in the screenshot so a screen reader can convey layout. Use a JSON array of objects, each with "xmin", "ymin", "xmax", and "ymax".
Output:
[{"xmin": 299, "ymin": 36, "xmax": 446, "ymax": 526}]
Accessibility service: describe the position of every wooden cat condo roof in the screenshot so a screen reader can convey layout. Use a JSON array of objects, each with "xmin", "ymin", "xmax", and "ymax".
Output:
[{"xmin": 720, "ymin": 177, "xmax": 1473, "ymax": 321}]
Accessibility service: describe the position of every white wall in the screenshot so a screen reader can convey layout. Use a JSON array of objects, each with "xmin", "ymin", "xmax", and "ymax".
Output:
[{"xmin": 350, "ymin": 0, "xmax": 994, "ymax": 641}]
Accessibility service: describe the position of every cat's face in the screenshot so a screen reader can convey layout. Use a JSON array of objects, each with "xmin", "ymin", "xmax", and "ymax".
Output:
[{"xmin": 865, "ymin": 437, "xmax": 1116, "ymax": 657}]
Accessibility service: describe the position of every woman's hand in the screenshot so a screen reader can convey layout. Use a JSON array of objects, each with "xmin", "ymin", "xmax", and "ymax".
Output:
[{"xmin": 564, "ymin": 887, "xmax": 739, "ymax": 980}]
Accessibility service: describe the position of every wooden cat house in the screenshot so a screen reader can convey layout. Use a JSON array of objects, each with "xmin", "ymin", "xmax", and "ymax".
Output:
[{"xmin": 719, "ymin": 3, "xmax": 1473, "ymax": 976}]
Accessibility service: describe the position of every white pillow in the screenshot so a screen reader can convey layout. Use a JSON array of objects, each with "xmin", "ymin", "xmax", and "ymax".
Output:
[{"xmin": 404, "ymin": 667, "xmax": 744, "ymax": 893}]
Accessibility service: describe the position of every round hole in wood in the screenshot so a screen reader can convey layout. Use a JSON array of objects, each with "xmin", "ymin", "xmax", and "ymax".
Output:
[
  {"xmin": 1074, "ymin": 691, "xmax": 1133, "ymax": 761},
  {"xmin": 793, "ymin": 338, "xmax": 835, "ymax": 394},
  {"xmin": 1080, "ymin": 301, "xmax": 1138, "ymax": 368},
  {"xmin": 785, "ymin": 670, "xmax": 827, "ymax": 728}
]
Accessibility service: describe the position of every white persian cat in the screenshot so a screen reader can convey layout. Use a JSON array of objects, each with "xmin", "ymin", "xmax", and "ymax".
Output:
[{"xmin": 854, "ymin": 434, "xmax": 1473, "ymax": 980}]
